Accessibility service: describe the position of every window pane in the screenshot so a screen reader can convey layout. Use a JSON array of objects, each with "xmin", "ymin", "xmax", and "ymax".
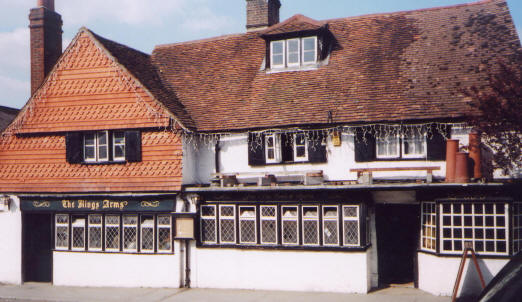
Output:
[
  {"xmin": 105, "ymin": 215, "xmax": 120, "ymax": 251},
  {"xmin": 98, "ymin": 132, "xmax": 107, "ymax": 145},
  {"xmin": 113, "ymin": 132, "xmax": 125, "ymax": 144},
  {"xmin": 114, "ymin": 145, "xmax": 124, "ymax": 159},
  {"xmin": 273, "ymin": 54, "xmax": 284, "ymax": 66},
  {"xmin": 84, "ymin": 134, "xmax": 95, "ymax": 145},
  {"xmin": 123, "ymin": 215, "xmax": 138, "ymax": 252},
  {"xmin": 282, "ymin": 206, "xmax": 298, "ymax": 245},
  {"xmin": 271, "ymin": 41, "xmax": 284, "ymax": 67},
  {"xmin": 303, "ymin": 37, "xmax": 316, "ymax": 51},
  {"xmin": 239, "ymin": 207, "xmax": 256, "ymax": 244},
  {"xmin": 157, "ymin": 215, "xmax": 172, "ymax": 252},
  {"xmin": 141, "ymin": 215, "xmax": 155, "ymax": 252},
  {"xmin": 302, "ymin": 37, "xmax": 316, "ymax": 63},
  {"xmin": 71, "ymin": 216, "xmax": 85, "ymax": 250},
  {"xmin": 98, "ymin": 146, "xmax": 108, "ymax": 160},
  {"xmin": 85, "ymin": 146, "xmax": 95, "ymax": 160},
  {"xmin": 302, "ymin": 206, "xmax": 319, "ymax": 245},
  {"xmin": 287, "ymin": 39, "xmax": 299, "ymax": 65},
  {"xmin": 220, "ymin": 206, "xmax": 236, "ymax": 243},
  {"xmin": 261, "ymin": 206, "xmax": 277, "ymax": 245},
  {"xmin": 55, "ymin": 214, "xmax": 69, "ymax": 250},
  {"xmin": 296, "ymin": 146, "xmax": 306, "ymax": 157},
  {"xmin": 88, "ymin": 214, "xmax": 102, "ymax": 250}
]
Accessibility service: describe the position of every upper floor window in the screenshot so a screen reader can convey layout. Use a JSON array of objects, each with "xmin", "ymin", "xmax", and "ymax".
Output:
[
  {"xmin": 249, "ymin": 131, "xmax": 326, "ymax": 166},
  {"xmin": 66, "ymin": 130, "xmax": 141, "ymax": 164},
  {"xmin": 376, "ymin": 132, "xmax": 427, "ymax": 160},
  {"xmin": 270, "ymin": 36, "xmax": 317, "ymax": 69}
]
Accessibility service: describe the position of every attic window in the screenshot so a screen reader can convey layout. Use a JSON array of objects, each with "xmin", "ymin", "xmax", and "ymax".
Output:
[{"xmin": 270, "ymin": 36, "xmax": 317, "ymax": 69}]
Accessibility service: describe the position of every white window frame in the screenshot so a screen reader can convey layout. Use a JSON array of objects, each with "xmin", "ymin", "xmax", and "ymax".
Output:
[
  {"xmin": 55, "ymin": 214, "xmax": 69, "ymax": 250},
  {"xmin": 513, "ymin": 202, "xmax": 522, "ymax": 254},
  {"xmin": 293, "ymin": 133, "xmax": 308, "ymax": 162},
  {"xmin": 122, "ymin": 215, "xmax": 138, "ymax": 253},
  {"xmin": 105, "ymin": 215, "xmax": 120, "ymax": 252},
  {"xmin": 201, "ymin": 205, "xmax": 217, "ymax": 244},
  {"xmin": 265, "ymin": 133, "xmax": 282, "ymax": 164},
  {"xmin": 157, "ymin": 215, "xmax": 172, "ymax": 253},
  {"xmin": 140, "ymin": 215, "xmax": 155, "ymax": 253},
  {"xmin": 239, "ymin": 206, "xmax": 257, "ymax": 244},
  {"xmin": 88, "ymin": 214, "xmax": 103, "ymax": 251},
  {"xmin": 71, "ymin": 216, "xmax": 86, "ymax": 251},
  {"xmin": 301, "ymin": 36, "xmax": 317, "ymax": 65},
  {"xmin": 270, "ymin": 40, "xmax": 285, "ymax": 69},
  {"xmin": 112, "ymin": 131, "xmax": 126, "ymax": 161},
  {"xmin": 440, "ymin": 202, "xmax": 510, "ymax": 256},
  {"xmin": 420, "ymin": 202, "xmax": 437, "ymax": 252},
  {"xmin": 376, "ymin": 134, "xmax": 400, "ymax": 159},
  {"xmin": 322, "ymin": 206, "xmax": 340, "ymax": 246},
  {"xmin": 302, "ymin": 206, "xmax": 319, "ymax": 246},
  {"xmin": 219, "ymin": 205, "xmax": 236, "ymax": 244},
  {"xmin": 282, "ymin": 206, "xmax": 299, "ymax": 245},
  {"xmin": 402, "ymin": 132, "xmax": 427, "ymax": 159},
  {"xmin": 260, "ymin": 205, "xmax": 278, "ymax": 245},
  {"xmin": 84, "ymin": 131, "xmax": 109, "ymax": 162},
  {"xmin": 342, "ymin": 205, "xmax": 360, "ymax": 246},
  {"xmin": 286, "ymin": 38, "xmax": 301, "ymax": 67},
  {"xmin": 83, "ymin": 133, "xmax": 96, "ymax": 162}
]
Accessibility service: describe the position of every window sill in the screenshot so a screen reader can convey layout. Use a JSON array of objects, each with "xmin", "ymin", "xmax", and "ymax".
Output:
[
  {"xmin": 252, "ymin": 160, "xmax": 324, "ymax": 167},
  {"xmin": 266, "ymin": 64, "xmax": 320, "ymax": 74},
  {"xmin": 371, "ymin": 157, "xmax": 430, "ymax": 162},
  {"xmin": 81, "ymin": 161, "xmax": 127, "ymax": 166},
  {"xmin": 197, "ymin": 243, "xmax": 371, "ymax": 252},
  {"xmin": 53, "ymin": 249, "xmax": 174, "ymax": 255}
]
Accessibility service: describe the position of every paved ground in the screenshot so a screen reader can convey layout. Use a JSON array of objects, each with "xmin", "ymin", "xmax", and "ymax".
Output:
[{"xmin": 0, "ymin": 283, "xmax": 452, "ymax": 302}]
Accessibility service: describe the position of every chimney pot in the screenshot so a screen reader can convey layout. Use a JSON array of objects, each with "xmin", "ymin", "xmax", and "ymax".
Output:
[{"xmin": 37, "ymin": 0, "xmax": 54, "ymax": 11}]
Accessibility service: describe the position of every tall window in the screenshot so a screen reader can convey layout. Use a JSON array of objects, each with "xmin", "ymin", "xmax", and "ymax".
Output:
[
  {"xmin": 293, "ymin": 133, "xmax": 308, "ymax": 162},
  {"xmin": 514, "ymin": 203, "xmax": 522, "ymax": 254},
  {"xmin": 122, "ymin": 215, "xmax": 138, "ymax": 252},
  {"xmin": 140, "ymin": 215, "xmax": 155, "ymax": 253},
  {"xmin": 323, "ymin": 206, "xmax": 339, "ymax": 246},
  {"xmin": 302, "ymin": 206, "xmax": 319, "ymax": 245},
  {"xmin": 440, "ymin": 203, "xmax": 509, "ymax": 255},
  {"xmin": 282, "ymin": 206, "xmax": 299, "ymax": 245},
  {"xmin": 55, "ymin": 214, "xmax": 69, "ymax": 250},
  {"xmin": 71, "ymin": 216, "xmax": 86, "ymax": 251},
  {"xmin": 219, "ymin": 205, "xmax": 236, "ymax": 244},
  {"xmin": 105, "ymin": 215, "xmax": 120, "ymax": 252},
  {"xmin": 84, "ymin": 131, "xmax": 108, "ymax": 162},
  {"xmin": 421, "ymin": 202, "xmax": 437, "ymax": 252},
  {"xmin": 260, "ymin": 206, "xmax": 277, "ymax": 245},
  {"xmin": 343, "ymin": 206, "xmax": 360, "ymax": 246},
  {"xmin": 88, "ymin": 214, "xmax": 102, "ymax": 251},
  {"xmin": 113, "ymin": 132, "xmax": 125, "ymax": 161},
  {"xmin": 239, "ymin": 206, "xmax": 257, "ymax": 244},
  {"xmin": 265, "ymin": 134, "xmax": 282, "ymax": 164},
  {"xmin": 157, "ymin": 215, "xmax": 172, "ymax": 253},
  {"xmin": 201, "ymin": 205, "xmax": 217, "ymax": 244},
  {"xmin": 270, "ymin": 36, "xmax": 317, "ymax": 69}
]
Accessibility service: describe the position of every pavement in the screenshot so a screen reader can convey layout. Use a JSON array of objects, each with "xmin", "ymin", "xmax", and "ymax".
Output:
[{"xmin": 0, "ymin": 283, "xmax": 452, "ymax": 302}]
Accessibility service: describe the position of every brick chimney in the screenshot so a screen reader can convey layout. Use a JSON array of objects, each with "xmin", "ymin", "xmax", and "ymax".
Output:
[
  {"xmin": 29, "ymin": 0, "xmax": 62, "ymax": 95},
  {"xmin": 246, "ymin": 0, "xmax": 281, "ymax": 32}
]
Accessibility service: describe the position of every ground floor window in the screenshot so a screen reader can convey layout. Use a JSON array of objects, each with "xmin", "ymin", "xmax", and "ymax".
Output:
[
  {"xmin": 54, "ymin": 213, "xmax": 173, "ymax": 254},
  {"xmin": 420, "ymin": 200, "xmax": 516, "ymax": 256},
  {"xmin": 513, "ymin": 202, "xmax": 522, "ymax": 254},
  {"xmin": 200, "ymin": 203, "xmax": 366, "ymax": 249}
]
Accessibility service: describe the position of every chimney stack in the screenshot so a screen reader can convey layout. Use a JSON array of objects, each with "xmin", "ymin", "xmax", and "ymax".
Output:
[
  {"xmin": 29, "ymin": 0, "xmax": 62, "ymax": 95},
  {"xmin": 246, "ymin": 0, "xmax": 281, "ymax": 32}
]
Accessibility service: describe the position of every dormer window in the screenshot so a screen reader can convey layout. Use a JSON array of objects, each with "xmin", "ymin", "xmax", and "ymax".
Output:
[{"xmin": 270, "ymin": 36, "xmax": 317, "ymax": 69}]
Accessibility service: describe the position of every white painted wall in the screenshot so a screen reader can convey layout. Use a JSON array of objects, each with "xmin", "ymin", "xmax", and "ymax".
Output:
[
  {"xmin": 0, "ymin": 195, "xmax": 22, "ymax": 285},
  {"xmin": 192, "ymin": 248, "xmax": 370, "ymax": 293},
  {"xmin": 418, "ymin": 252, "xmax": 508, "ymax": 298},
  {"xmin": 54, "ymin": 242, "xmax": 181, "ymax": 288}
]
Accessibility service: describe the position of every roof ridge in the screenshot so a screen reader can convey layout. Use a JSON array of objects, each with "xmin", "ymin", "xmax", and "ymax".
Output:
[
  {"xmin": 322, "ymin": 0, "xmax": 501, "ymax": 24},
  {"xmin": 81, "ymin": 27, "xmax": 151, "ymax": 57}
]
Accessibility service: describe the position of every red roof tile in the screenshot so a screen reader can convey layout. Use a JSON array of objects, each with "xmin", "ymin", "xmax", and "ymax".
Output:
[
  {"xmin": 261, "ymin": 14, "xmax": 325, "ymax": 36},
  {"xmin": 151, "ymin": 0, "xmax": 521, "ymax": 132}
]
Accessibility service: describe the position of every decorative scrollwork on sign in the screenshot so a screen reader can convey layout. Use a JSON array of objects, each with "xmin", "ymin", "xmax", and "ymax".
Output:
[
  {"xmin": 141, "ymin": 201, "xmax": 160, "ymax": 208},
  {"xmin": 33, "ymin": 201, "xmax": 51, "ymax": 208}
]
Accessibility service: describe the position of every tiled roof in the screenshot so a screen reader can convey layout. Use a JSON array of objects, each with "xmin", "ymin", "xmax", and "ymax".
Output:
[
  {"xmin": 0, "ymin": 106, "xmax": 19, "ymax": 132},
  {"xmin": 152, "ymin": 0, "xmax": 521, "ymax": 132},
  {"xmin": 261, "ymin": 14, "xmax": 325, "ymax": 36},
  {"xmin": 87, "ymin": 29, "xmax": 196, "ymax": 130}
]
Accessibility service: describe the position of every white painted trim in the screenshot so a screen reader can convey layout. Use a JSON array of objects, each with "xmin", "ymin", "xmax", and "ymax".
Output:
[
  {"xmin": 270, "ymin": 40, "xmax": 285, "ymax": 69},
  {"xmin": 286, "ymin": 38, "xmax": 301, "ymax": 67},
  {"xmin": 302, "ymin": 36, "xmax": 318, "ymax": 65}
]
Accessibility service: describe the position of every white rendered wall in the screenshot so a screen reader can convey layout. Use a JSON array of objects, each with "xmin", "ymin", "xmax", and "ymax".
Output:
[
  {"xmin": 54, "ymin": 242, "xmax": 181, "ymax": 288},
  {"xmin": 193, "ymin": 248, "xmax": 370, "ymax": 293},
  {"xmin": 0, "ymin": 195, "xmax": 22, "ymax": 285},
  {"xmin": 418, "ymin": 252, "xmax": 508, "ymax": 297}
]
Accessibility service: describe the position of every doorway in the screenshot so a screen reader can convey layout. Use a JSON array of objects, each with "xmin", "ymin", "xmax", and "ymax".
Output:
[
  {"xmin": 22, "ymin": 213, "xmax": 53, "ymax": 283},
  {"xmin": 375, "ymin": 204, "xmax": 420, "ymax": 287}
]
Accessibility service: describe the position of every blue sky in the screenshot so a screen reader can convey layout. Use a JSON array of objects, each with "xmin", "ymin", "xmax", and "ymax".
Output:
[{"xmin": 1, "ymin": 0, "xmax": 520, "ymax": 109}]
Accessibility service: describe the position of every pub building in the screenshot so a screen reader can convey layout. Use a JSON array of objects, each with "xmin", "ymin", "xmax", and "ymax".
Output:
[{"xmin": 0, "ymin": 0, "xmax": 521, "ymax": 299}]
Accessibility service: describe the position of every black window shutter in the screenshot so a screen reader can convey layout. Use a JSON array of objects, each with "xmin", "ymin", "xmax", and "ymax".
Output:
[
  {"xmin": 248, "ymin": 133, "xmax": 266, "ymax": 166},
  {"xmin": 427, "ymin": 125, "xmax": 451, "ymax": 161},
  {"xmin": 354, "ymin": 128, "xmax": 376, "ymax": 162},
  {"xmin": 66, "ymin": 132, "xmax": 83, "ymax": 164},
  {"xmin": 307, "ymin": 132, "xmax": 327, "ymax": 163},
  {"xmin": 125, "ymin": 130, "xmax": 142, "ymax": 162},
  {"xmin": 281, "ymin": 133, "xmax": 294, "ymax": 162}
]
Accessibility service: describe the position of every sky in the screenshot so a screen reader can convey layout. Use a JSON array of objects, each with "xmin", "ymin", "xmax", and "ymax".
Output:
[{"xmin": 0, "ymin": 0, "xmax": 520, "ymax": 109}]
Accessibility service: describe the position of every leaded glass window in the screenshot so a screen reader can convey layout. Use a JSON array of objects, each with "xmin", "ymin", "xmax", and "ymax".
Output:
[
  {"xmin": 421, "ymin": 202, "xmax": 437, "ymax": 252},
  {"xmin": 55, "ymin": 214, "xmax": 69, "ymax": 250},
  {"xmin": 343, "ymin": 205, "xmax": 360, "ymax": 246},
  {"xmin": 122, "ymin": 215, "xmax": 138, "ymax": 252},
  {"xmin": 260, "ymin": 206, "xmax": 277, "ymax": 245},
  {"xmin": 514, "ymin": 203, "xmax": 522, "ymax": 254},
  {"xmin": 71, "ymin": 216, "xmax": 86, "ymax": 251},
  {"xmin": 323, "ymin": 206, "xmax": 339, "ymax": 246},
  {"xmin": 140, "ymin": 215, "xmax": 155, "ymax": 253},
  {"xmin": 239, "ymin": 206, "xmax": 257, "ymax": 244},
  {"xmin": 219, "ymin": 205, "xmax": 236, "ymax": 244},
  {"xmin": 201, "ymin": 205, "xmax": 217, "ymax": 243},
  {"xmin": 302, "ymin": 206, "xmax": 319, "ymax": 245},
  {"xmin": 282, "ymin": 206, "xmax": 299, "ymax": 245},
  {"xmin": 88, "ymin": 214, "xmax": 102, "ymax": 251},
  {"xmin": 105, "ymin": 215, "xmax": 120, "ymax": 252}
]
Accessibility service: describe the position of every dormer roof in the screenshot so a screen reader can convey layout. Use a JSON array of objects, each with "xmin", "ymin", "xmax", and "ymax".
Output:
[{"xmin": 261, "ymin": 14, "xmax": 326, "ymax": 36}]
